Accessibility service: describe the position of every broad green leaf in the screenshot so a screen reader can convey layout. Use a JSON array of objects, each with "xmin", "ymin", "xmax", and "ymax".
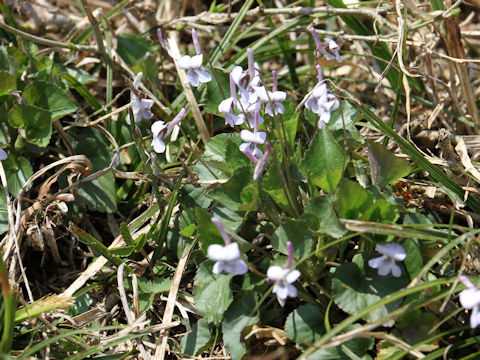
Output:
[
  {"xmin": 300, "ymin": 127, "xmax": 348, "ymax": 193},
  {"xmin": 208, "ymin": 166, "xmax": 254, "ymax": 211},
  {"xmin": 367, "ymin": 140, "xmax": 412, "ymax": 188},
  {"xmin": 181, "ymin": 318, "xmax": 212, "ymax": 356},
  {"xmin": 203, "ymin": 69, "xmax": 228, "ymax": 113},
  {"xmin": 3, "ymin": 155, "xmax": 33, "ymax": 197},
  {"xmin": 222, "ymin": 292, "xmax": 259, "ymax": 360},
  {"xmin": 401, "ymin": 239, "xmax": 423, "ymax": 279},
  {"xmin": 270, "ymin": 219, "xmax": 313, "ymax": 260},
  {"xmin": 137, "ymin": 277, "xmax": 172, "ymax": 294},
  {"xmin": 179, "ymin": 223, "xmax": 196, "ymax": 237},
  {"xmin": 361, "ymin": 198, "xmax": 399, "ymax": 224},
  {"xmin": 276, "ymin": 101, "xmax": 299, "ymax": 148},
  {"xmin": 335, "ymin": 180, "xmax": 375, "ymax": 219},
  {"xmin": 193, "ymin": 261, "xmax": 234, "ymax": 324},
  {"xmin": 395, "ymin": 309, "xmax": 438, "ymax": 351},
  {"xmin": 0, "ymin": 70, "xmax": 16, "ymax": 95},
  {"xmin": 328, "ymin": 101, "xmax": 358, "ymax": 131},
  {"xmin": 285, "ymin": 304, "xmax": 325, "ymax": 349},
  {"xmin": 330, "ymin": 254, "xmax": 409, "ymax": 326},
  {"xmin": 9, "ymin": 104, "xmax": 52, "ymax": 147},
  {"xmin": 262, "ymin": 166, "xmax": 289, "ymax": 210},
  {"xmin": 23, "ymin": 80, "xmax": 78, "ymax": 120},
  {"xmin": 116, "ymin": 33, "xmax": 158, "ymax": 67},
  {"xmin": 304, "ymin": 195, "xmax": 346, "ymax": 238},
  {"xmin": 196, "ymin": 207, "xmax": 223, "ymax": 254}
]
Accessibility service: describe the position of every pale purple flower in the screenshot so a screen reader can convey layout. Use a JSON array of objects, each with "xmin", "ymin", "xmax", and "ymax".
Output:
[
  {"xmin": 8, "ymin": 90, "xmax": 28, "ymax": 104},
  {"xmin": 239, "ymin": 112, "xmax": 266, "ymax": 158},
  {"xmin": 151, "ymin": 108, "xmax": 186, "ymax": 153},
  {"xmin": 178, "ymin": 29, "xmax": 211, "ymax": 87},
  {"xmin": 459, "ymin": 275, "xmax": 480, "ymax": 328},
  {"xmin": 368, "ymin": 243, "xmax": 406, "ymax": 277},
  {"xmin": 310, "ymin": 28, "xmax": 342, "ymax": 63},
  {"xmin": 0, "ymin": 148, "xmax": 7, "ymax": 161},
  {"xmin": 242, "ymin": 142, "xmax": 272, "ymax": 180},
  {"xmin": 207, "ymin": 217, "xmax": 248, "ymax": 275},
  {"xmin": 157, "ymin": 28, "xmax": 173, "ymax": 58},
  {"xmin": 267, "ymin": 242, "xmax": 300, "ymax": 307},
  {"xmin": 231, "ymin": 48, "xmax": 262, "ymax": 105},
  {"xmin": 303, "ymin": 65, "xmax": 339, "ymax": 128},
  {"xmin": 256, "ymin": 71, "xmax": 286, "ymax": 116},
  {"xmin": 218, "ymin": 74, "xmax": 242, "ymax": 127},
  {"xmin": 129, "ymin": 72, "xmax": 154, "ymax": 124}
]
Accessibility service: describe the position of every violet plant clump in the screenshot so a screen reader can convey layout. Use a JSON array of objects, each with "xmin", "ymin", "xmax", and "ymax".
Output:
[
  {"xmin": 207, "ymin": 218, "xmax": 248, "ymax": 275},
  {"xmin": 368, "ymin": 243, "xmax": 406, "ymax": 277}
]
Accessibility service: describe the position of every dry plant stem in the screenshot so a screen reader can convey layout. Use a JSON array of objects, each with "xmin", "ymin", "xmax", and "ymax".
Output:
[
  {"xmin": 395, "ymin": 0, "xmax": 421, "ymax": 78},
  {"xmin": 167, "ymin": 35, "xmax": 210, "ymax": 143},
  {"xmin": 154, "ymin": 245, "xmax": 192, "ymax": 360},
  {"xmin": 0, "ymin": 21, "xmax": 96, "ymax": 52},
  {"xmin": 79, "ymin": 0, "xmax": 107, "ymax": 60}
]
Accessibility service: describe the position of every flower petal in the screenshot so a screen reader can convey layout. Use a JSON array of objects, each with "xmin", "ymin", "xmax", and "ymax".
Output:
[
  {"xmin": 368, "ymin": 256, "xmax": 385, "ymax": 269},
  {"xmin": 240, "ymin": 129, "xmax": 256, "ymax": 143},
  {"xmin": 207, "ymin": 244, "xmax": 227, "ymax": 261},
  {"xmin": 267, "ymin": 265, "xmax": 287, "ymax": 281},
  {"xmin": 231, "ymin": 66, "xmax": 245, "ymax": 86},
  {"xmin": 152, "ymin": 137, "xmax": 166, "ymax": 153},
  {"xmin": 460, "ymin": 288, "xmax": 480, "ymax": 309},
  {"xmin": 471, "ymin": 306, "xmax": 480, "ymax": 328},
  {"xmin": 377, "ymin": 258, "xmax": 394, "ymax": 276},
  {"xmin": 273, "ymin": 283, "xmax": 289, "ymax": 300},
  {"xmin": 376, "ymin": 243, "xmax": 406, "ymax": 260},
  {"xmin": 0, "ymin": 148, "xmax": 6, "ymax": 161},
  {"xmin": 196, "ymin": 70, "xmax": 212, "ymax": 84},
  {"xmin": 186, "ymin": 70, "xmax": 200, "ymax": 87},
  {"xmin": 390, "ymin": 262, "xmax": 402, "ymax": 277},
  {"xmin": 224, "ymin": 260, "xmax": 248, "ymax": 275},
  {"xmin": 190, "ymin": 54, "xmax": 203, "ymax": 69},
  {"xmin": 286, "ymin": 269, "xmax": 301, "ymax": 283},
  {"xmin": 151, "ymin": 121, "xmax": 167, "ymax": 137},
  {"xmin": 212, "ymin": 261, "xmax": 223, "ymax": 274},
  {"xmin": 178, "ymin": 55, "xmax": 191, "ymax": 70},
  {"xmin": 223, "ymin": 243, "xmax": 241, "ymax": 261},
  {"xmin": 460, "ymin": 275, "xmax": 475, "ymax": 289},
  {"xmin": 286, "ymin": 284, "xmax": 297, "ymax": 298}
]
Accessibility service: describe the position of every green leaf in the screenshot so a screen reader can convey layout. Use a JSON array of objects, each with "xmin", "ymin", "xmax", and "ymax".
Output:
[
  {"xmin": 300, "ymin": 127, "xmax": 348, "ymax": 193},
  {"xmin": 109, "ymin": 245, "xmax": 134, "ymax": 257},
  {"xmin": 23, "ymin": 80, "xmax": 78, "ymax": 120},
  {"xmin": 367, "ymin": 140, "xmax": 412, "ymax": 188},
  {"xmin": 181, "ymin": 318, "xmax": 212, "ymax": 356},
  {"xmin": 193, "ymin": 261, "xmax": 234, "ymax": 324},
  {"xmin": 270, "ymin": 219, "xmax": 313, "ymax": 260},
  {"xmin": 330, "ymin": 254, "xmax": 409, "ymax": 326},
  {"xmin": 203, "ymin": 69, "xmax": 228, "ymax": 114},
  {"xmin": 9, "ymin": 104, "xmax": 52, "ymax": 147},
  {"xmin": 335, "ymin": 180, "xmax": 375, "ymax": 219},
  {"xmin": 222, "ymin": 292, "xmax": 259, "ymax": 360},
  {"xmin": 0, "ymin": 189, "xmax": 8, "ymax": 235},
  {"xmin": 304, "ymin": 195, "xmax": 346, "ymax": 238},
  {"xmin": 208, "ymin": 166, "xmax": 254, "ymax": 211},
  {"xmin": 116, "ymin": 33, "xmax": 158, "ymax": 67},
  {"xmin": 137, "ymin": 277, "xmax": 172, "ymax": 294},
  {"xmin": 0, "ymin": 70, "xmax": 16, "ymax": 95},
  {"xmin": 119, "ymin": 222, "xmax": 134, "ymax": 245},
  {"xmin": 179, "ymin": 223, "xmax": 196, "ymax": 237},
  {"xmin": 285, "ymin": 304, "xmax": 325, "ymax": 349},
  {"xmin": 3, "ymin": 155, "xmax": 33, "ymax": 197},
  {"xmin": 401, "ymin": 239, "xmax": 423, "ymax": 279},
  {"xmin": 276, "ymin": 101, "xmax": 299, "ymax": 148}
]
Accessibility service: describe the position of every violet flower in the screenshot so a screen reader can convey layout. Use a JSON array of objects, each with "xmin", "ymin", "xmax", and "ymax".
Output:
[
  {"xmin": 157, "ymin": 28, "xmax": 173, "ymax": 58},
  {"xmin": 207, "ymin": 217, "xmax": 248, "ymax": 275},
  {"xmin": 239, "ymin": 112, "xmax": 267, "ymax": 158},
  {"xmin": 218, "ymin": 73, "xmax": 242, "ymax": 127},
  {"xmin": 267, "ymin": 241, "xmax": 300, "ymax": 307},
  {"xmin": 151, "ymin": 108, "xmax": 186, "ymax": 153},
  {"xmin": 129, "ymin": 72, "xmax": 154, "ymax": 124},
  {"xmin": 368, "ymin": 243, "xmax": 406, "ymax": 277},
  {"xmin": 310, "ymin": 28, "xmax": 342, "ymax": 63},
  {"xmin": 0, "ymin": 148, "xmax": 7, "ymax": 161},
  {"xmin": 231, "ymin": 48, "xmax": 262, "ymax": 105},
  {"xmin": 178, "ymin": 29, "xmax": 211, "ymax": 87},
  {"xmin": 303, "ymin": 65, "xmax": 339, "ymax": 128},
  {"xmin": 256, "ymin": 71, "xmax": 286, "ymax": 116},
  {"xmin": 459, "ymin": 275, "xmax": 480, "ymax": 328},
  {"xmin": 242, "ymin": 142, "xmax": 272, "ymax": 180}
]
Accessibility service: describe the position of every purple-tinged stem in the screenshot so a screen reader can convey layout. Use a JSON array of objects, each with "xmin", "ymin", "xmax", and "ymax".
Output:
[
  {"xmin": 310, "ymin": 27, "xmax": 322, "ymax": 49},
  {"xmin": 316, "ymin": 65, "xmax": 323, "ymax": 83},
  {"xmin": 169, "ymin": 108, "xmax": 186, "ymax": 129},
  {"xmin": 211, "ymin": 217, "xmax": 230, "ymax": 244},
  {"xmin": 254, "ymin": 111, "xmax": 259, "ymax": 133},
  {"xmin": 242, "ymin": 149, "xmax": 257, "ymax": 163},
  {"xmin": 265, "ymin": 142, "xmax": 272, "ymax": 158},
  {"xmin": 286, "ymin": 241, "xmax": 293, "ymax": 268},
  {"xmin": 247, "ymin": 48, "xmax": 255, "ymax": 79},
  {"xmin": 157, "ymin": 28, "xmax": 167, "ymax": 48},
  {"xmin": 229, "ymin": 74, "xmax": 237, "ymax": 103},
  {"xmin": 192, "ymin": 29, "xmax": 201, "ymax": 55},
  {"xmin": 272, "ymin": 71, "xmax": 278, "ymax": 92}
]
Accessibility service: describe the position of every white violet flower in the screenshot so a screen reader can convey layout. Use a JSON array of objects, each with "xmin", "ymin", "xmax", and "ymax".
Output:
[
  {"xmin": 129, "ymin": 72, "xmax": 154, "ymax": 124},
  {"xmin": 241, "ymin": 142, "xmax": 272, "ymax": 180},
  {"xmin": 368, "ymin": 243, "xmax": 406, "ymax": 277},
  {"xmin": 310, "ymin": 28, "xmax": 342, "ymax": 63},
  {"xmin": 239, "ymin": 111, "xmax": 267, "ymax": 158},
  {"xmin": 267, "ymin": 241, "xmax": 300, "ymax": 307},
  {"xmin": 207, "ymin": 217, "xmax": 248, "ymax": 275},
  {"xmin": 256, "ymin": 71, "xmax": 286, "ymax": 116},
  {"xmin": 218, "ymin": 74, "xmax": 242, "ymax": 127},
  {"xmin": 151, "ymin": 108, "xmax": 186, "ymax": 153},
  {"xmin": 231, "ymin": 48, "xmax": 262, "ymax": 105},
  {"xmin": 459, "ymin": 275, "xmax": 480, "ymax": 328},
  {"xmin": 178, "ymin": 29, "xmax": 211, "ymax": 87}
]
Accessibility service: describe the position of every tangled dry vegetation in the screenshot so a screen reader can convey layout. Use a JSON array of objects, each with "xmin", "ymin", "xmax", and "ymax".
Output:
[{"xmin": 2, "ymin": 0, "xmax": 480, "ymax": 359}]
